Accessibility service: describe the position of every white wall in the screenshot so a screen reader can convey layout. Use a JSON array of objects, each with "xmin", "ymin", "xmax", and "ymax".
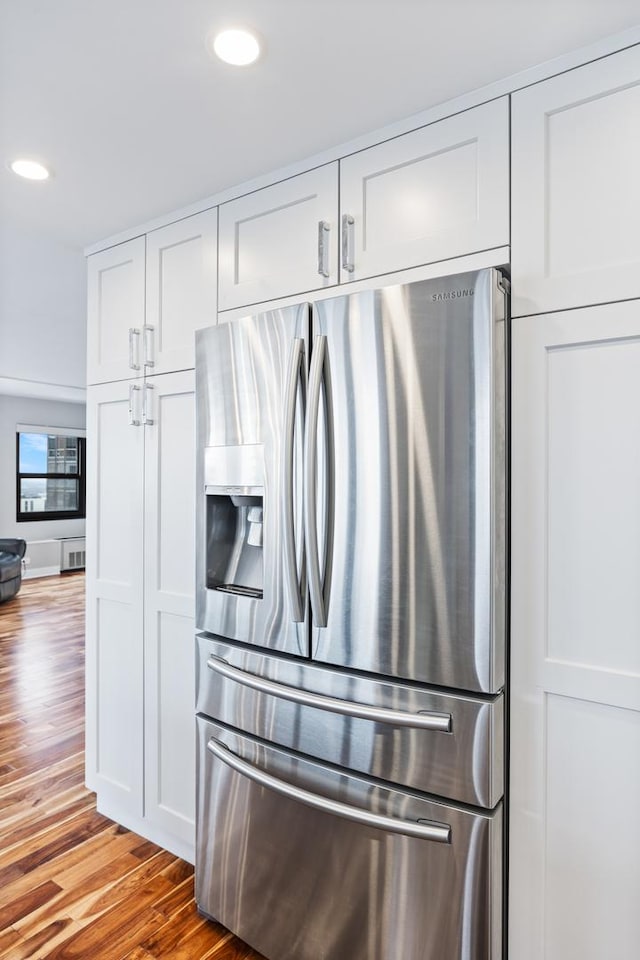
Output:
[
  {"xmin": 0, "ymin": 222, "xmax": 86, "ymax": 389},
  {"xmin": 0, "ymin": 394, "xmax": 86, "ymax": 542}
]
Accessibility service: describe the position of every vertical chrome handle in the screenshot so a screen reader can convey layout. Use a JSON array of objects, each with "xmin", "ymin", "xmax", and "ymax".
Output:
[
  {"xmin": 283, "ymin": 339, "xmax": 305, "ymax": 622},
  {"xmin": 128, "ymin": 328, "xmax": 141, "ymax": 370},
  {"xmin": 128, "ymin": 384, "xmax": 141, "ymax": 426},
  {"xmin": 304, "ymin": 335, "xmax": 327, "ymax": 627},
  {"xmin": 317, "ymin": 220, "xmax": 330, "ymax": 278},
  {"xmin": 341, "ymin": 214, "xmax": 355, "ymax": 274},
  {"xmin": 143, "ymin": 382, "xmax": 154, "ymax": 425},
  {"xmin": 143, "ymin": 324, "xmax": 155, "ymax": 368}
]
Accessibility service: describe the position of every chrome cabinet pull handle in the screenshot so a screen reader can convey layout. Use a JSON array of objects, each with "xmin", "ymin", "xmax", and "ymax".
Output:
[
  {"xmin": 128, "ymin": 328, "xmax": 141, "ymax": 370},
  {"xmin": 208, "ymin": 738, "xmax": 452, "ymax": 844},
  {"xmin": 143, "ymin": 324, "xmax": 155, "ymax": 368},
  {"xmin": 207, "ymin": 656, "xmax": 452, "ymax": 732},
  {"xmin": 128, "ymin": 384, "xmax": 141, "ymax": 426},
  {"xmin": 341, "ymin": 214, "xmax": 355, "ymax": 274},
  {"xmin": 304, "ymin": 335, "xmax": 327, "ymax": 627},
  {"xmin": 317, "ymin": 220, "xmax": 330, "ymax": 278},
  {"xmin": 143, "ymin": 382, "xmax": 154, "ymax": 425},
  {"xmin": 282, "ymin": 338, "xmax": 306, "ymax": 622}
]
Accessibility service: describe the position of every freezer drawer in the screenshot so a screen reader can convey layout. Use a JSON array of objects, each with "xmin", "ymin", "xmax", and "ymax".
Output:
[
  {"xmin": 196, "ymin": 717, "xmax": 503, "ymax": 960},
  {"xmin": 197, "ymin": 635, "xmax": 504, "ymax": 808}
]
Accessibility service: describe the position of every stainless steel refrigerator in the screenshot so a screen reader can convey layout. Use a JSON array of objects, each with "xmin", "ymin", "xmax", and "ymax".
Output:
[{"xmin": 195, "ymin": 268, "xmax": 508, "ymax": 960}]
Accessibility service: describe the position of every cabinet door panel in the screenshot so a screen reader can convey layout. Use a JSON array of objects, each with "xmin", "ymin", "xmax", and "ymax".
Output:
[
  {"xmin": 146, "ymin": 209, "xmax": 218, "ymax": 375},
  {"xmin": 144, "ymin": 371, "xmax": 196, "ymax": 855},
  {"xmin": 509, "ymin": 301, "xmax": 640, "ymax": 960},
  {"xmin": 87, "ymin": 238, "xmax": 146, "ymax": 384},
  {"xmin": 512, "ymin": 45, "xmax": 640, "ymax": 316},
  {"xmin": 218, "ymin": 163, "xmax": 338, "ymax": 310},
  {"xmin": 85, "ymin": 380, "xmax": 145, "ymax": 818},
  {"xmin": 340, "ymin": 98, "xmax": 509, "ymax": 281}
]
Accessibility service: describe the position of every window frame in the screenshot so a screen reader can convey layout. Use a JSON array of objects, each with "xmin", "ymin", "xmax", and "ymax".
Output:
[{"xmin": 16, "ymin": 429, "xmax": 87, "ymax": 523}]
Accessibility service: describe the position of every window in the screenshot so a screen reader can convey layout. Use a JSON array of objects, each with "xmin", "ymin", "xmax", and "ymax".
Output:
[{"xmin": 16, "ymin": 428, "xmax": 86, "ymax": 522}]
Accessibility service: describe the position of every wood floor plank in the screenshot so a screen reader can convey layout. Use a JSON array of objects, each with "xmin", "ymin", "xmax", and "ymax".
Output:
[
  {"xmin": 0, "ymin": 918, "xmax": 83, "ymax": 960},
  {"xmin": 0, "ymin": 822, "xmax": 130, "ymax": 908},
  {"xmin": 0, "ymin": 880, "xmax": 62, "ymax": 930},
  {"xmin": 0, "ymin": 574, "xmax": 265, "ymax": 960}
]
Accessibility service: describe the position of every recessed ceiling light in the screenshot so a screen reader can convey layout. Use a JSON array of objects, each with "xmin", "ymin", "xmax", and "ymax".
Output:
[
  {"xmin": 212, "ymin": 28, "xmax": 261, "ymax": 66},
  {"xmin": 10, "ymin": 159, "xmax": 50, "ymax": 181}
]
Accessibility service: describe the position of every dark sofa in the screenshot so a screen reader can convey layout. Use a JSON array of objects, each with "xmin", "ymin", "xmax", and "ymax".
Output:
[{"xmin": 0, "ymin": 539, "xmax": 27, "ymax": 602}]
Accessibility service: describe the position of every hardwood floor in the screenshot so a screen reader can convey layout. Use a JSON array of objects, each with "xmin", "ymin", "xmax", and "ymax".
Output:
[{"xmin": 0, "ymin": 574, "xmax": 264, "ymax": 960}]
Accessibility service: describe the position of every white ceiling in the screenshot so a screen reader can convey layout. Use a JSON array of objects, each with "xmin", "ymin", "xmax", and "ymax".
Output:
[{"xmin": 2, "ymin": 0, "xmax": 640, "ymax": 250}]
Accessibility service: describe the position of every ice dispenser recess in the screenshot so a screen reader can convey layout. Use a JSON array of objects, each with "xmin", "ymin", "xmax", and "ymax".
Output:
[{"xmin": 204, "ymin": 445, "xmax": 265, "ymax": 601}]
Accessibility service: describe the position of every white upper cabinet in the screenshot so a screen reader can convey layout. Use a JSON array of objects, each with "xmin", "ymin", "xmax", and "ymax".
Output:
[
  {"xmin": 145, "ymin": 209, "xmax": 218, "ymax": 374},
  {"xmin": 87, "ymin": 237, "xmax": 146, "ymax": 385},
  {"xmin": 218, "ymin": 163, "xmax": 339, "ymax": 311},
  {"xmin": 512, "ymin": 45, "xmax": 640, "ymax": 317},
  {"xmin": 339, "ymin": 97, "xmax": 509, "ymax": 282}
]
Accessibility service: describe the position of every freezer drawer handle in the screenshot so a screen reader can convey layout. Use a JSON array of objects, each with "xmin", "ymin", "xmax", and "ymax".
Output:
[
  {"xmin": 207, "ymin": 656, "xmax": 452, "ymax": 732},
  {"xmin": 282, "ymin": 337, "xmax": 306, "ymax": 622},
  {"xmin": 208, "ymin": 738, "xmax": 452, "ymax": 844}
]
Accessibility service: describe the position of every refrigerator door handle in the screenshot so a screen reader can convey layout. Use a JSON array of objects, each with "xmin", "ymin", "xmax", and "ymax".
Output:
[
  {"xmin": 207, "ymin": 656, "xmax": 452, "ymax": 731},
  {"xmin": 282, "ymin": 337, "xmax": 306, "ymax": 622},
  {"xmin": 207, "ymin": 738, "xmax": 452, "ymax": 844},
  {"xmin": 305, "ymin": 334, "xmax": 328, "ymax": 627}
]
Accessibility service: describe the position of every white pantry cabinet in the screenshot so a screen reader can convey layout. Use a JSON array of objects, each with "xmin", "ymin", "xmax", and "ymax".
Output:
[
  {"xmin": 339, "ymin": 97, "xmax": 509, "ymax": 282},
  {"xmin": 509, "ymin": 301, "xmax": 640, "ymax": 960},
  {"xmin": 145, "ymin": 209, "xmax": 218, "ymax": 375},
  {"xmin": 143, "ymin": 371, "xmax": 196, "ymax": 849},
  {"xmin": 87, "ymin": 237, "xmax": 146, "ymax": 385},
  {"xmin": 511, "ymin": 44, "xmax": 640, "ymax": 317},
  {"xmin": 86, "ymin": 370, "xmax": 196, "ymax": 862},
  {"xmin": 218, "ymin": 163, "xmax": 339, "ymax": 311},
  {"xmin": 85, "ymin": 377, "xmax": 145, "ymax": 817}
]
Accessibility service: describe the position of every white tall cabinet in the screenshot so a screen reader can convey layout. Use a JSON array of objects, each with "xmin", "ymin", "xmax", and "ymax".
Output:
[
  {"xmin": 85, "ymin": 378, "xmax": 145, "ymax": 818},
  {"xmin": 143, "ymin": 371, "xmax": 196, "ymax": 848},
  {"xmin": 85, "ymin": 209, "xmax": 216, "ymax": 862},
  {"xmin": 510, "ymin": 45, "xmax": 640, "ymax": 960}
]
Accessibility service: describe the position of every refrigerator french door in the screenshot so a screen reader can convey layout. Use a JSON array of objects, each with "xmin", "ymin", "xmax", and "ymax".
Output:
[{"xmin": 195, "ymin": 268, "xmax": 508, "ymax": 960}]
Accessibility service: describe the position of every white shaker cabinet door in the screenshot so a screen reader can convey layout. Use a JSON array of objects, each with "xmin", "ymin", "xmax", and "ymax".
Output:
[
  {"xmin": 87, "ymin": 237, "xmax": 146, "ymax": 384},
  {"xmin": 511, "ymin": 45, "xmax": 640, "ymax": 317},
  {"xmin": 339, "ymin": 97, "xmax": 509, "ymax": 282},
  {"xmin": 85, "ymin": 379, "xmax": 145, "ymax": 822},
  {"xmin": 143, "ymin": 370, "xmax": 196, "ymax": 862},
  {"xmin": 145, "ymin": 209, "xmax": 218, "ymax": 375},
  {"xmin": 510, "ymin": 301, "xmax": 640, "ymax": 960},
  {"xmin": 218, "ymin": 163, "xmax": 339, "ymax": 311}
]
